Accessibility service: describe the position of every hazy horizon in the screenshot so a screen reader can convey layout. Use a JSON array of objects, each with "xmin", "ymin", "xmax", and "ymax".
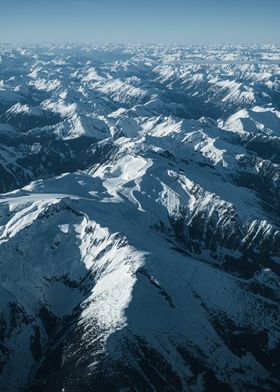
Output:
[{"xmin": 0, "ymin": 0, "xmax": 279, "ymax": 44}]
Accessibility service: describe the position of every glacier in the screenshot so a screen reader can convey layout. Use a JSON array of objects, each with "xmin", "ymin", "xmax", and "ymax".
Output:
[{"xmin": 0, "ymin": 44, "xmax": 280, "ymax": 392}]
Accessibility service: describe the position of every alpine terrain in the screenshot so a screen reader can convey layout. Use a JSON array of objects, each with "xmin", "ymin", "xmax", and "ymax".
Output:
[{"xmin": 0, "ymin": 44, "xmax": 280, "ymax": 392}]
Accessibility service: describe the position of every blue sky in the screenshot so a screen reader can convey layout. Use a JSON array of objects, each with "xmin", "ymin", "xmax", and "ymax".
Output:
[{"xmin": 0, "ymin": 0, "xmax": 279, "ymax": 44}]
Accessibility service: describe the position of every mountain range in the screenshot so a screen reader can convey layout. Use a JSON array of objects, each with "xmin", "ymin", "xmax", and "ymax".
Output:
[{"xmin": 0, "ymin": 44, "xmax": 280, "ymax": 392}]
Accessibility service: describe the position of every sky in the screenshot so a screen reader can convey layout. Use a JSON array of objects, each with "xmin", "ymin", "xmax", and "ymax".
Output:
[{"xmin": 0, "ymin": 0, "xmax": 279, "ymax": 44}]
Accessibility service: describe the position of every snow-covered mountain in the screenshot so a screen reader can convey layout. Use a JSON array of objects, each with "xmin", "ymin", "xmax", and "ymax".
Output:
[{"xmin": 0, "ymin": 44, "xmax": 280, "ymax": 392}]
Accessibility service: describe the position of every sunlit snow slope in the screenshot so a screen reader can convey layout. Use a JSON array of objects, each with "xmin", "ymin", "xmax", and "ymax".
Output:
[{"xmin": 0, "ymin": 44, "xmax": 280, "ymax": 392}]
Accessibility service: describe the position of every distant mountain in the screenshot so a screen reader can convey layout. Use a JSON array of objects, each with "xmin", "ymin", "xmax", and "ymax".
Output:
[{"xmin": 0, "ymin": 44, "xmax": 280, "ymax": 392}]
